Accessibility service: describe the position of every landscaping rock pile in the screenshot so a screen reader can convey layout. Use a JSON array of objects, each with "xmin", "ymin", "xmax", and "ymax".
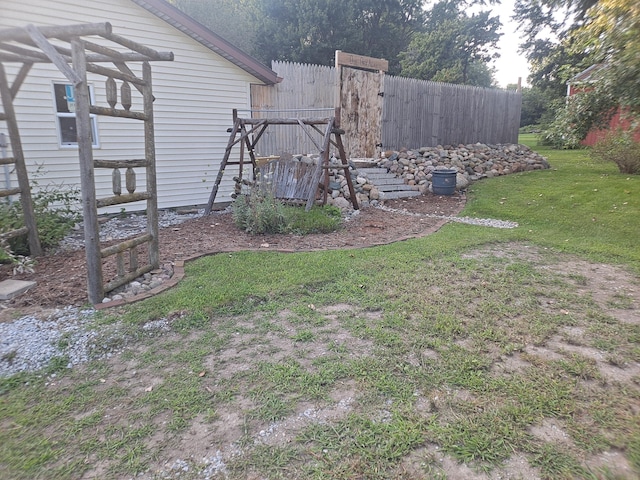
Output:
[{"xmin": 326, "ymin": 143, "xmax": 550, "ymax": 208}]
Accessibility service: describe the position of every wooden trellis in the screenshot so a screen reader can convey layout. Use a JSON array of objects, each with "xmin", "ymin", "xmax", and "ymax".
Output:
[
  {"xmin": 0, "ymin": 22, "xmax": 173, "ymax": 304},
  {"xmin": 205, "ymin": 107, "xmax": 359, "ymax": 213}
]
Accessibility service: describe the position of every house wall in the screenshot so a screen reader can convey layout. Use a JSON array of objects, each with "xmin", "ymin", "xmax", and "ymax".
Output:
[
  {"xmin": 1, "ymin": 0, "xmax": 259, "ymax": 211},
  {"xmin": 582, "ymin": 110, "xmax": 640, "ymax": 147},
  {"xmin": 567, "ymin": 84, "xmax": 640, "ymax": 147}
]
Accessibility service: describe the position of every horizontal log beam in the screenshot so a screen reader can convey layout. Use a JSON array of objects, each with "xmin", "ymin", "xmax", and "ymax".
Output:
[
  {"xmin": 0, "ymin": 156, "xmax": 16, "ymax": 165},
  {"xmin": 0, "ymin": 52, "xmax": 43, "ymax": 63},
  {"xmin": 0, "ymin": 42, "xmax": 50, "ymax": 61},
  {"xmin": 90, "ymin": 105, "xmax": 147, "ymax": 120},
  {"xmin": 0, "ymin": 22, "xmax": 112, "ymax": 43},
  {"xmin": 241, "ymin": 117, "xmax": 332, "ymax": 125},
  {"xmin": 104, "ymin": 31, "xmax": 173, "ymax": 62},
  {"xmin": 96, "ymin": 191, "xmax": 150, "ymax": 208},
  {"xmin": 94, "ymin": 159, "xmax": 148, "ymax": 169},
  {"xmin": 104, "ymin": 264, "xmax": 154, "ymax": 293},
  {"xmin": 0, "ymin": 226, "xmax": 28, "ymax": 241},
  {"xmin": 86, "ymin": 52, "xmax": 173, "ymax": 62},
  {"xmin": 100, "ymin": 233, "xmax": 152, "ymax": 257},
  {"xmin": 82, "ymin": 39, "xmax": 130, "ymax": 60},
  {"xmin": 0, "ymin": 51, "xmax": 172, "ymax": 64},
  {"xmin": 86, "ymin": 63, "xmax": 146, "ymax": 86},
  {"xmin": 0, "ymin": 187, "xmax": 21, "ymax": 198}
]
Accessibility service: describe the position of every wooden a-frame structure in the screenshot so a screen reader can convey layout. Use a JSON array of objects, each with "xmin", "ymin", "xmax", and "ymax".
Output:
[
  {"xmin": 205, "ymin": 107, "xmax": 359, "ymax": 214},
  {"xmin": 0, "ymin": 22, "xmax": 172, "ymax": 304}
]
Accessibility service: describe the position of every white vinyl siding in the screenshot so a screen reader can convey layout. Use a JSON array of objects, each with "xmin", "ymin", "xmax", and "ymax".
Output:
[{"xmin": 1, "ymin": 0, "xmax": 260, "ymax": 211}]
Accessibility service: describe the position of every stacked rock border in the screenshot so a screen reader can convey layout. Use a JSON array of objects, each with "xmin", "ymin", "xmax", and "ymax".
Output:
[{"xmin": 324, "ymin": 143, "xmax": 550, "ymax": 209}]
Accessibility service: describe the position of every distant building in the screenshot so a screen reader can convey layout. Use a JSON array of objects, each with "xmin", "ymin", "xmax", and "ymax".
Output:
[{"xmin": 567, "ymin": 64, "xmax": 640, "ymax": 146}]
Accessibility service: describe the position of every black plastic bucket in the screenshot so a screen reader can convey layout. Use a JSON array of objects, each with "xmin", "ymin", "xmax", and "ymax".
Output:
[{"xmin": 431, "ymin": 169, "xmax": 457, "ymax": 195}]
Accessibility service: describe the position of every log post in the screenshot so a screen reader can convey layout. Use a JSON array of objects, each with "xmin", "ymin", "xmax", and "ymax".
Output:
[
  {"xmin": 334, "ymin": 108, "xmax": 359, "ymax": 210},
  {"xmin": 71, "ymin": 37, "xmax": 104, "ymax": 304},
  {"xmin": 142, "ymin": 61, "xmax": 159, "ymax": 269},
  {"xmin": 0, "ymin": 63, "xmax": 41, "ymax": 255}
]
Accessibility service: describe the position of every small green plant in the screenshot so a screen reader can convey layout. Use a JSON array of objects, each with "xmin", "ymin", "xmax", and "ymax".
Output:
[
  {"xmin": 0, "ymin": 238, "xmax": 35, "ymax": 275},
  {"xmin": 284, "ymin": 204, "xmax": 342, "ymax": 234},
  {"xmin": 590, "ymin": 130, "xmax": 640, "ymax": 174},
  {"xmin": 0, "ymin": 176, "xmax": 82, "ymax": 256},
  {"xmin": 232, "ymin": 187, "xmax": 342, "ymax": 235},
  {"xmin": 232, "ymin": 188, "xmax": 287, "ymax": 234},
  {"xmin": 10, "ymin": 254, "xmax": 36, "ymax": 275}
]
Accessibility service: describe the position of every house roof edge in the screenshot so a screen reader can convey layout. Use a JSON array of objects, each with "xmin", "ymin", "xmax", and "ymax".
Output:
[{"xmin": 130, "ymin": 0, "xmax": 279, "ymax": 85}]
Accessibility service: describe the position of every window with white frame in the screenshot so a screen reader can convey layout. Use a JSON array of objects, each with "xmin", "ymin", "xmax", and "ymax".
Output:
[{"xmin": 53, "ymin": 83, "xmax": 99, "ymax": 147}]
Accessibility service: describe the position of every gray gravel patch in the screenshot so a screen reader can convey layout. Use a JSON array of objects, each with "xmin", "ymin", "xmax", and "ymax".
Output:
[
  {"xmin": 0, "ymin": 307, "xmax": 176, "ymax": 378},
  {"xmin": 0, "ymin": 306, "xmax": 98, "ymax": 377},
  {"xmin": 57, "ymin": 208, "xmax": 209, "ymax": 252},
  {"xmin": 375, "ymin": 204, "xmax": 518, "ymax": 229}
]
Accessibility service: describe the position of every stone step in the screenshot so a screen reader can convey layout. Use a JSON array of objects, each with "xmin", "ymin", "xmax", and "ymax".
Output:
[
  {"xmin": 377, "ymin": 184, "xmax": 419, "ymax": 192},
  {"xmin": 379, "ymin": 190, "xmax": 422, "ymax": 200},
  {"xmin": 350, "ymin": 159, "xmax": 379, "ymax": 169},
  {"xmin": 368, "ymin": 177, "xmax": 407, "ymax": 186},
  {"xmin": 356, "ymin": 166, "xmax": 422, "ymax": 200},
  {"xmin": 361, "ymin": 171, "xmax": 399, "ymax": 180},
  {"xmin": 0, "ymin": 279, "xmax": 37, "ymax": 300},
  {"xmin": 357, "ymin": 167, "xmax": 388, "ymax": 175}
]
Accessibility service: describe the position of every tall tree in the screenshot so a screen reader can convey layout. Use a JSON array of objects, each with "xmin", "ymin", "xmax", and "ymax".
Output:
[
  {"xmin": 515, "ymin": 0, "xmax": 639, "ymax": 141},
  {"xmin": 399, "ymin": 0, "xmax": 501, "ymax": 86},
  {"xmin": 168, "ymin": 0, "xmax": 259, "ymax": 54},
  {"xmin": 575, "ymin": 0, "xmax": 640, "ymax": 112},
  {"xmin": 251, "ymin": 0, "xmax": 425, "ymax": 74},
  {"xmin": 514, "ymin": 0, "xmax": 599, "ymax": 96}
]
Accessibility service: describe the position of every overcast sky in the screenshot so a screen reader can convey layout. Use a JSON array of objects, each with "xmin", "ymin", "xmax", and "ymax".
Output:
[{"xmin": 486, "ymin": 0, "xmax": 531, "ymax": 88}]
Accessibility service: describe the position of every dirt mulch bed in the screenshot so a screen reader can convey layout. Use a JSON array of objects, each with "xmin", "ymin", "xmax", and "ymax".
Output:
[{"xmin": 0, "ymin": 193, "xmax": 465, "ymax": 316}]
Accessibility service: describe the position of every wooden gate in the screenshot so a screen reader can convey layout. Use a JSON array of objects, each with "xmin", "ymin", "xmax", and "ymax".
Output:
[{"xmin": 336, "ymin": 52, "xmax": 387, "ymax": 159}]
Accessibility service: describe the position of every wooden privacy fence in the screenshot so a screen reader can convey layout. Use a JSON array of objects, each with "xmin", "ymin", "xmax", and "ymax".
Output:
[
  {"xmin": 250, "ymin": 61, "xmax": 336, "ymax": 156},
  {"xmin": 251, "ymin": 60, "xmax": 522, "ymax": 157},
  {"xmin": 382, "ymin": 76, "xmax": 522, "ymax": 148}
]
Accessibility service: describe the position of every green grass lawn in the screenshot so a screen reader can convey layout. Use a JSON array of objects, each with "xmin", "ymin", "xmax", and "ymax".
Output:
[
  {"xmin": 465, "ymin": 134, "xmax": 640, "ymax": 270},
  {"xmin": 1, "ymin": 136, "xmax": 639, "ymax": 479}
]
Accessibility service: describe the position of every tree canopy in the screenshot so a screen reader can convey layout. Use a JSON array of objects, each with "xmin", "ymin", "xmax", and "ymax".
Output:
[
  {"xmin": 576, "ymin": 0, "xmax": 640, "ymax": 112},
  {"xmin": 515, "ymin": 0, "xmax": 640, "ymax": 135},
  {"xmin": 170, "ymin": 0, "xmax": 503, "ymax": 85},
  {"xmin": 399, "ymin": 1, "xmax": 501, "ymax": 86},
  {"xmin": 251, "ymin": 0, "xmax": 426, "ymax": 75}
]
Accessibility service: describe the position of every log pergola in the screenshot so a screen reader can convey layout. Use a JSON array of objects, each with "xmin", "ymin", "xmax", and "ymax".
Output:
[
  {"xmin": 205, "ymin": 107, "xmax": 359, "ymax": 213},
  {"xmin": 0, "ymin": 22, "xmax": 173, "ymax": 304}
]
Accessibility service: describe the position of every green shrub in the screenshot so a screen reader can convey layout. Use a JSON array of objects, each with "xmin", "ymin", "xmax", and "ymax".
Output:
[
  {"xmin": 232, "ymin": 188, "xmax": 342, "ymax": 235},
  {"xmin": 0, "ymin": 181, "xmax": 81, "ymax": 257},
  {"xmin": 540, "ymin": 88, "xmax": 618, "ymax": 150},
  {"xmin": 519, "ymin": 124, "xmax": 542, "ymax": 135},
  {"xmin": 232, "ymin": 188, "xmax": 287, "ymax": 234},
  {"xmin": 590, "ymin": 130, "xmax": 640, "ymax": 174},
  {"xmin": 539, "ymin": 99, "xmax": 587, "ymax": 150}
]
